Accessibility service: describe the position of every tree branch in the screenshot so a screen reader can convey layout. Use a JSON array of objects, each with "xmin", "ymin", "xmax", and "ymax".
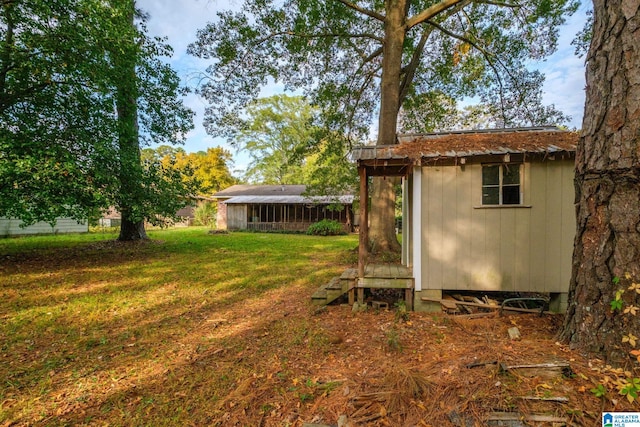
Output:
[
  {"xmin": 333, "ymin": 0, "xmax": 385, "ymax": 22},
  {"xmin": 362, "ymin": 46, "xmax": 383, "ymax": 65},
  {"xmin": 406, "ymin": 0, "xmax": 467, "ymax": 29},
  {"xmin": 344, "ymin": 66, "xmax": 379, "ymax": 138},
  {"xmin": 476, "ymin": 0, "xmax": 521, "ymax": 8},
  {"xmin": 426, "ymin": 18, "xmax": 539, "ymax": 124},
  {"xmin": 399, "ymin": 0, "xmax": 469, "ymax": 105},
  {"xmin": 258, "ymin": 30, "xmax": 384, "ymax": 45},
  {"xmin": 399, "ymin": 28, "xmax": 433, "ymax": 106}
]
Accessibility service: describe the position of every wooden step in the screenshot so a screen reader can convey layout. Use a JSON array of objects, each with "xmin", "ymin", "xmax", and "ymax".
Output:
[
  {"xmin": 325, "ymin": 276, "xmax": 343, "ymax": 290},
  {"xmin": 340, "ymin": 268, "xmax": 358, "ymax": 280},
  {"xmin": 311, "ymin": 288, "xmax": 327, "ymax": 300},
  {"xmin": 311, "ymin": 276, "xmax": 350, "ymax": 306}
]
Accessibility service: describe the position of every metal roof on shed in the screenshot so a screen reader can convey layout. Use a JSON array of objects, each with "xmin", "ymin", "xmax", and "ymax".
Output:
[{"xmin": 351, "ymin": 127, "xmax": 578, "ymax": 162}]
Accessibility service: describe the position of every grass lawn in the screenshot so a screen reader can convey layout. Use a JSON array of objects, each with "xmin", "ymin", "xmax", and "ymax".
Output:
[
  {"xmin": 0, "ymin": 228, "xmax": 356, "ymax": 426},
  {"xmin": 0, "ymin": 228, "xmax": 633, "ymax": 426}
]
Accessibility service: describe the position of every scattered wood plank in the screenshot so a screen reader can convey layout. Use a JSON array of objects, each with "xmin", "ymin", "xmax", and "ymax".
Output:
[
  {"xmin": 453, "ymin": 312, "xmax": 496, "ymax": 319},
  {"xmin": 487, "ymin": 412, "xmax": 567, "ymax": 423},
  {"xmin": 439, "ymin": 299, "xmax": 459, "ymax": 311},
  {"xmin": 472, "ymin": 297, "xmax": 485, "ymax": 305},
  {"xmin": 483, "ymin": 295, "xmax": 499, "ymax": 306},
  {"xmin": 500, "ymin": 361, "xmax": 572, "ymax": 379},
  {"xmin": 518, "ymin": 395, "xmax": 569, "ymax": 403},
  {"xmin": 421, "ymin": 297, "xmax": 556, "ymax": 315}
]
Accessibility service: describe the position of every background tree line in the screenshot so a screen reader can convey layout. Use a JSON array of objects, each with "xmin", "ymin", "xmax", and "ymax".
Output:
[{"xmin": 0, "ymin": 0, "xmax": 194, "ymax": 240}]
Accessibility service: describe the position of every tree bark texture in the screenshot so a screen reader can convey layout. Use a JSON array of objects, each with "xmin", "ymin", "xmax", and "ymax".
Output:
[
  {"xmin": 370, "ymin": 177, "xmax": 400, "ymax": 252},
  {"xmin": 560, "ymin": 0, "xmax": 640, "ymax": 364},
  {"xmin": 369, "ymin": 0, "xmax": 406, "ymax": 253},
  {"xmin": 116, "ymin": 2, "xmax": 147, "ymax": 241}
]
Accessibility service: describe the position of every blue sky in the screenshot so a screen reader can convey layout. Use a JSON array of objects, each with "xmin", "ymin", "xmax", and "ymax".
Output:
[{"xmin": 139, "ymin": 0, "xmax": 590, "ymax": 172}]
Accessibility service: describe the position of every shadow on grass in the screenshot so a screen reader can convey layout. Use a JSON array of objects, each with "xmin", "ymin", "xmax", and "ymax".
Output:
[{"xmin": 0, "ymin": 230, "xmax": 357, "ymax": 426}]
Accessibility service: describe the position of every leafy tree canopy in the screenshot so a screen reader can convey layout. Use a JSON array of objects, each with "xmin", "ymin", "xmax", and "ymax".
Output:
[
  {"xmin": 237, "ymin": 95, "xmax": 316, "ymax": 184},
  {"xmin": 230, "ymin": 94, "xmax": 357, "ymax": 192},
  {"xmin": 142, "ymin": 145, "xmax": 237, "ymax": 194},
  {"xmin": 189, "ymin": 0, "xmax": 578, "ymax": 144},
  {"xmin": 0, "ymin": 0, "xmax": 194, "ymax": 227}
]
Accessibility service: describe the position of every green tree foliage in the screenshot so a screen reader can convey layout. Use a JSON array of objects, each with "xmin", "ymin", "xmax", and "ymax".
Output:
[
  {"xmin": 1, "ymin": 0, "xmax": 118, "ymax": 225},
  {"xmin": 189, "ymin": 0, "xmax": 576, "ymax": 139},
  {"xmin": 188, "ymin": 147, "xmax": 237, "ymax": 193},
  {"xmin": 302, "ymin": 139, "xmax": 358, "ymax": 198},
  {"xmin": 237, "ymin": 95, "xmax": 315, "ymax": 185},
  {"xmin": 232, "ymin": 94, "xmax": 357, "ymax": 192},
  {"xmin": 189, "ymin": 0, "xmax": 578, "ymax": 251},
  {"xmin": 142, "ymin": 145, "xmax": 236, "ymax": 194},
  {"xmin": 0, "ymin": 0, "xmax": 194, "ymax": 239}
]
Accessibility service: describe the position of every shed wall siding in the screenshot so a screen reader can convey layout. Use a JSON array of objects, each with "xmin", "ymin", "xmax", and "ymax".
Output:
[
  {"xmin": 0, "ymin": 218, "xmax": 88, "ymax": 236},
  {"xmin": 419, "ymin": 159, "xmax": 574, "ymax": 293}
]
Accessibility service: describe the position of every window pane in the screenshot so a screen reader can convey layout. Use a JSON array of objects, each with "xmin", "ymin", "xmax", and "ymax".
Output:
[
  {"xmin": 482, "ymin": 165, "xmax": 500, "ymax": 185},
  {"xmin": 502, "ymin": 185, "xmax": 520, "ymax": 204},
  {"xmin": 503, "ymin": 164, "xmax": 520, "ymax": 185},
  {"xmin": 482, "ymin": 186, "xmax": 500, "ymax": 205}
]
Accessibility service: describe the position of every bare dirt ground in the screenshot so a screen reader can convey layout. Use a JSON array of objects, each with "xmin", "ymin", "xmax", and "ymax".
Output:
[{"xmin": 179, "ymin": 284, "xmax": 634, "ymax": 427}]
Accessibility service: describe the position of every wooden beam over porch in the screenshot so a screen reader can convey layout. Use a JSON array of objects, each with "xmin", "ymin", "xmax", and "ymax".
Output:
[
  {"xmin": 354, "ymin": 156, "xmax": 414, "ymax": 308},
  {"xmin": 357, "ymin": 166, "xmax": 369, "ymax": 304}
]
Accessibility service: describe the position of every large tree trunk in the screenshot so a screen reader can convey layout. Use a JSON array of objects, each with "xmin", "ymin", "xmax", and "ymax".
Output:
[
  {"xmin": 559, "ymin": 0, "xmax": 640, "ymax": 365},
  {"xmin": 116, "ymin": 2, "xmax": 147, "ymax": 241},
  {"xmin": 369, "ymin": 0, "xmax": 406, "ymax": 253}
]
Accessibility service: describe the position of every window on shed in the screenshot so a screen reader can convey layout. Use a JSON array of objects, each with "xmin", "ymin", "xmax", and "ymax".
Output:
[{"xmin": 482, "ymin": 164, "xmax": 521, "ymax": 205}]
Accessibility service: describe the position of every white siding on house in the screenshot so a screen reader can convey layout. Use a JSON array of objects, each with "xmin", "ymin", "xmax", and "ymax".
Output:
[
  {"xmin": 418, "ymin": 159, "xmax": 574, "ymax": 293},
  {"xmin": 0, "ymin": 218, "xmax": 88, "ymax": 236}
]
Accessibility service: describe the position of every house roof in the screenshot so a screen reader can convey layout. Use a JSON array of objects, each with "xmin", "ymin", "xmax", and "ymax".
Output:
[
  {"xmin": 351, "ymin": 127, "xmax": 578, "ymax": 164},
  {"xmin": 221, "ymin": 195, "xmax": 354, "ymax": 205},
  {"xmin": 213, "ymin": 185, "xmax": 354, "ymax": 204},
  {"xmin": 212, "ymin": 185, "xmax": 307, "ymax": 198}
]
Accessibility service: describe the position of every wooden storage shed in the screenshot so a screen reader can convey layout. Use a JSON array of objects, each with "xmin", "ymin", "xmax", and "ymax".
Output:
[
  {"xmin": 351, "ymin": 127, "xmax": 578, "ymax": 312},
  {"xmin": 213, "ymin": 185, "xmax": 355, "ymax": 232}
]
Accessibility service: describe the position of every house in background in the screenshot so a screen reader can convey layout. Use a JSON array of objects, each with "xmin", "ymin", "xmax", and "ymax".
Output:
[
  {"xmin": 98, "ymin": 208, "xmax": 121, "ymax": 228},
  {"xmin": 212, "ymin": 184, "xmax": 355, "ymax": 233},
  {"xmin": 173, "ymin": 195, "xmax": 216, "ymax": 226},
  {"xmin": 0, "ymin": 217, "xmax": 88, "ymax": 237},
  {"xmin": 351, "ymin": 126, "xmax": 577, "ymax": 312},
  {"xmin": 98, "ymin": 196, "xmax": 215, "ymax": 228}
]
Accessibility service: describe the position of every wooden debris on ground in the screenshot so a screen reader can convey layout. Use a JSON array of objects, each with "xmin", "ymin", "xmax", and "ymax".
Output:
[
  {"xmin": 422, "ymin": 296, "xmax": 556, "ymax": 315},
  {"xmin": 486, "ymin": 411, "xmax": 567, "ymax": 425},
  {"xmin": 500, "ymin": 361, "xmax": 572, "ymax": 379},
  {"xmin": 439, "ymin": 297, "xmax": 460, "ymax": 313},
  {"xmin": 508, "ymin": 326, "xmax": 522, "ymax": 340},
  {"xmin": 518, "ymin": 395, "xmax": 569, "ymax": 403}
]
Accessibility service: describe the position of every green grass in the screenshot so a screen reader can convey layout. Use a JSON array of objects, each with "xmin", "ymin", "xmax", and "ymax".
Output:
[{"xmin": 0, "ymin": 227, "xmax": 357, "ymax": 425}]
